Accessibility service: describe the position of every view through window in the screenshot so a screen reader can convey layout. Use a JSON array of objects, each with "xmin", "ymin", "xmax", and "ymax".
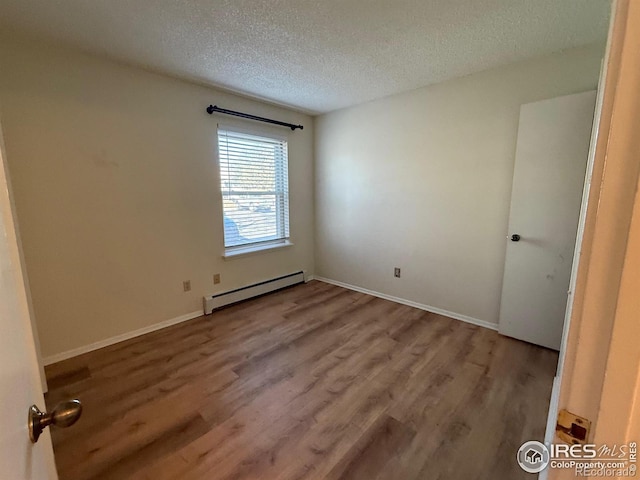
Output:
[{"xmin": 218, "ymin": 128, "xmax": 290, "ymax": 250}]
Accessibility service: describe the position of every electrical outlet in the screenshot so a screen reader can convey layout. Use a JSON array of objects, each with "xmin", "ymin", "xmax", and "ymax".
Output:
[
  {"xmin": 394, "ymin": 267, "xmax": 401, "ymax": 278},
  {"xmin": 213, "ymin": 273, "xmax": 221, "ymax": 285},
  {"xmin": 183, "ymin": 280, "xmax": 191, "ymax": 292}
]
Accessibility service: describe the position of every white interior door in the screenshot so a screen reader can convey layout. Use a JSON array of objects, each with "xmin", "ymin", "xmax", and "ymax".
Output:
[
  {"xmin": 0, "ymin": 123, "xmax": 58, "ymax": 478},
  {"xmin": 499, "ymin": 91, "xmax": 597, "ymax": 350}
]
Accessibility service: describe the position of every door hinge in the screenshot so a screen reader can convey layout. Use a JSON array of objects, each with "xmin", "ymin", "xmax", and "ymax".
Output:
[{"xmin": 556, "ymin": 409, "xmax": 591, "ymax": 445}]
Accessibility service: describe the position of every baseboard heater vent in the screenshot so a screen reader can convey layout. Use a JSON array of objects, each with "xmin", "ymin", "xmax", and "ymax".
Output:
[{"xmin": 204, "ymin": 271, "xmax": 305, "ymax": 314}]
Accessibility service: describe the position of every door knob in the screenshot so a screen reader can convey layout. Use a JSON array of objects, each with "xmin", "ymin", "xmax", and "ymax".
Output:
[
  {"xmin": 28, "ymin": 399, "xmax": 82, "ymax": 443},
  {"xmin": 511, "ymin": 234, "xmax": 521, "ymax": 242}
]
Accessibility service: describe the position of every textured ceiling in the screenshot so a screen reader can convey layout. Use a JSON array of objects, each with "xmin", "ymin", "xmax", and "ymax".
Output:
[{"xmin": 0, "ymin": 0, "xmax": 610, "ymax": 114}]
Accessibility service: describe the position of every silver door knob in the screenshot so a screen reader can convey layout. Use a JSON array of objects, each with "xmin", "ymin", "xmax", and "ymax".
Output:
[{"xmin": 28, "ymin": 399, "xmax": 82, "ymax": 443}]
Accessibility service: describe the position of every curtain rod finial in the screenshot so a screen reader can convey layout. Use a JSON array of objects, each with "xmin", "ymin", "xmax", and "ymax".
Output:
[{"xmin": 206, "ymin": 105, "xmax": 215, "ymax": 115}]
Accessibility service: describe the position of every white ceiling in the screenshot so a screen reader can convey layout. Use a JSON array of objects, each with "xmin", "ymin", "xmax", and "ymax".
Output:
[{"xmin": 0, "ymin": 0, "xmax": 610, "ymax": 114}]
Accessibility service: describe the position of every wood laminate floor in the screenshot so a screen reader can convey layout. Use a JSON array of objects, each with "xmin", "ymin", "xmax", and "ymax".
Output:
[{"xmin": 45, "ymin": 280, "xmax": 558, "ymax": 480}]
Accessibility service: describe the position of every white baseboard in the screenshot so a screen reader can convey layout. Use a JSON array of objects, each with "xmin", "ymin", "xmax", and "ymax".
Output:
[
  {"xmin": 313, "ymin": 276, "xmax": 498, "ymax": 332},
  {"xmin": 43, "ymin": 277, "xmax": 494, "ymax": 365},
  {"xmin": 42, "ymin": 309, "xmax": 204, "ymax": 366}
]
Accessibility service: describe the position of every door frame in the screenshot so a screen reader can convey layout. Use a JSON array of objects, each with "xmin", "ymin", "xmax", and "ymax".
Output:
[
  {"xmin": 540, "ymin": 0, "xmax": 616, "ymax": 451},
  {"xmin": 544, "ymin": 0, "xmax": 640, "ymax": 476}
]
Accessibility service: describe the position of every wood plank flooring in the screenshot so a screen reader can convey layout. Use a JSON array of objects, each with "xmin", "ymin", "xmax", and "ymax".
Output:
[{"xmin": 45, "ymin": 280, "xmax": 558, "ymax": 480}]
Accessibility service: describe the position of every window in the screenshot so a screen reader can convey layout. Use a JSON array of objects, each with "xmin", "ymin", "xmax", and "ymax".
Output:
[{"xmin": 218, "ymin": 127, "xmax": 290, "ymax": 254}]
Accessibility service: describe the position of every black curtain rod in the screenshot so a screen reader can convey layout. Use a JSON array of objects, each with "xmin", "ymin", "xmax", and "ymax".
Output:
[{"xmin": 206, "ymin": 105, "xmax": 303, "ymax": 131}]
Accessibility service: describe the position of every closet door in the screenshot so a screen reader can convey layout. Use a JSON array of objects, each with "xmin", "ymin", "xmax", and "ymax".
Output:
[{"xmin": 498, "ymin": 90, "xmax": 596, "ymax": 350}]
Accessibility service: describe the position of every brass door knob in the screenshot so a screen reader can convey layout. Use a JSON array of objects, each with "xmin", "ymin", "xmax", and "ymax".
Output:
[{"xmin": 28, "ymin": 399, "xmax": 82, "ymax": 443}]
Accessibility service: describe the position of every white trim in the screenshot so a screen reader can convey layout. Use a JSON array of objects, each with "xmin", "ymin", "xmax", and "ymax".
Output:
[
  {"xmin": 544, "ymin": 376, "xmax": 562, "ymax": 445},
  {"xmin": 313, "ymin": 277, "xmax": 498, "ymax": 331},
  {"xmin": 540, "ymin": 0, "xmax": 617, "ymax": 452},
  {"xmin": 539, "ymin": 376, "xmax": 562, "ymax": 480},
  {"xmin": 42, "ymin": 310, "xmax": 204, "ymax": 366},
  {"xmin": 223, "ymin": 240, "xmax": 293, "ymax": 259},
  {"xmin": 555, "ymin": 31, "xmax": 611, "ymax": 379}
]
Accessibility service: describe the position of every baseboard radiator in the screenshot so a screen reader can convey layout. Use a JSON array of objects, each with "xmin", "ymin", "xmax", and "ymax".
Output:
[{"xmin": 204, "ymin": 271, "xmax": 305, "ymax": 314}]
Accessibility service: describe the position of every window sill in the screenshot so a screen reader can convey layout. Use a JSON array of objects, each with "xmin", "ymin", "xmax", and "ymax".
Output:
[{"xmin": 222, "ymin": 241, "xmax": 293, "ymax": 259}]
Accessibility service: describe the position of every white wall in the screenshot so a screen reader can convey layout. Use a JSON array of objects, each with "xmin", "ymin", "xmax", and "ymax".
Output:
[
  {"xmin": 0, "ymin": 38, "xmax": 315, "ymax": 359},
  {"xmin": 314, "ymin": 44, "xmax": 603, "ymax": 327},
  {"xmin": 0, "ymin": 37, "xmax": 605, "ymax": 359}
]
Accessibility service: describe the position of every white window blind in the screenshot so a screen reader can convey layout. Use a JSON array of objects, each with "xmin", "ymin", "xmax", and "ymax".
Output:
[{"xmin": 218, "ymin": 128, "xmax": 290, "ymax": 250}]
